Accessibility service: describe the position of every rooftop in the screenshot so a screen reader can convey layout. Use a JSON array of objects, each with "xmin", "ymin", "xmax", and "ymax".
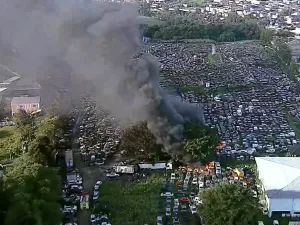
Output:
[
  {"xmin": 11, "ymin": 96, "xmax": 40, "ymax": 104},
  {"xmin": 255, "ymin": 157, "xmax": 300, "ymax": 199}
]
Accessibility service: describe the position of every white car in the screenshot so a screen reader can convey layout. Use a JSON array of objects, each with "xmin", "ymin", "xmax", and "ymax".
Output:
[
  {"xmin": 93, "ymin": 191, "xmax": 99, "ymax": 200},
  {"xmin": 70, "ymin": 185, "xmax": 83, "ymax": 190},
  {"xmin": 161, "ymin": 192, "xmax": 173, "ymax": 197},
  {"xmin": 171, "ymin": 173, "xmax": 176, "ymax": 180},
  {"xmin": 94, "ymin": 184, "xmax": 100, "ymax": 191},
  {"xmin": 192, "ymin": 177, "xmax": 198, "ymax": 185},
  {"xmin": 194, "ymin": 197, "xmax": 202, "ymax": 206},
  {"xmin": 199, "ymin": 181, "xmax": 204, "ymax": 188},
  {"xmin": 76, "ymin": 175, "xmax": 82, "ymax": 181},
  {"xmin": 157, "ymin": 216, "xmax": 163, "ymax": 225},
  {"xmin": 190, "ymin": 205, "xmax": 197, "ymax": 214},
  {"xmin": 96, "ymin": 181, "xmax": 103, "ymax": 185},
  {"xmin": 166, "ymin": 207, "xmax": 171, "ymax": 216},
  {"xmin": 106, "ymin": 173, "xmax": 119, "ymax": 178},
  {"xmin": 174, "ymin": 198, "xmax": 179, "ymax": 206},
  {"xmin": 273, "ymin": 220, "xmax": 279, "ymax": 225},
  {"xmin": 90, "ymin": 214, "xmax": 96, "ymax": 223}
]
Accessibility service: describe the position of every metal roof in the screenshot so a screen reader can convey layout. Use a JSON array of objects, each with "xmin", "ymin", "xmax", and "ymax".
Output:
[
  {"xmin": 255, "ymin": 157, "xmax": 300, "ymax": 199},
  {"xmin": 11, "ymin": 96, "xmax": 40, "ymax": 104}
]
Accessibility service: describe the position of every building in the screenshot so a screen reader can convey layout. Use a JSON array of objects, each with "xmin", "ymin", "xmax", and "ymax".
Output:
[
  {"xmin": 255, "ymin": 157, "xmax": 300, "ymax": 217},
  {"xmin": 11, "ymin": 96, "xmax": 41, "ymax": 115}
]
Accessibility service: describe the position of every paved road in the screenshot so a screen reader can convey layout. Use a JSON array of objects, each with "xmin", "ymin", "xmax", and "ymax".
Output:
[{"xmin": 74, "ymin": 151, "xmax": 105, "ymax": 225}]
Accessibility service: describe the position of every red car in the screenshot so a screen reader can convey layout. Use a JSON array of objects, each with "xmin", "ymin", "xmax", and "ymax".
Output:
[{"xmin": 179, "ymin": 197, "xmax": 190, "ymax": 203}]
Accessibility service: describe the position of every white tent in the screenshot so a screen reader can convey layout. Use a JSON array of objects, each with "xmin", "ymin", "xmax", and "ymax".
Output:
[{"xmin": 255, "ymin": 157, "xmax": 300, "ymax": 217}]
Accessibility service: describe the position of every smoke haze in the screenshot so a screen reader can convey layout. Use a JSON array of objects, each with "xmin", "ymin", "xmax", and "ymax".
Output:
[{"xmin": 0, "ymin": 0, "xmax": 203, "ymax": 152}]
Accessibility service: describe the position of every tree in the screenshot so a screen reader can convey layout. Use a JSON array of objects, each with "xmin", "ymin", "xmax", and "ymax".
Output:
[
  {"xmin": 3, "ymin": 155, "xmax": 62, "ymax": 225},
  {"xmin": 13, "ymin": 110, "xmax": 34, "ymax": 128},
  {"xmin": 259, "ymin": 29, "xmax": 274, "ymax": 46},
  {"xmin": 183, "ymin": 122, "xmax": 219, "ymax": 162},
  {"xmin": 28, "ymin": 136, "xmax": 55, "ymax": 166},
  {"xmin": 120, "ymin": 121, "xmax": 162, "ymax": 160},
  {"xmin": 290, "ymin": 60, "xmax": 299, "ymax": 77},
  {"xmin": 273, "ymin": 38, "xmax": 292, "ymax": 64},
  {"xmin": 200, "ymin": 182, "xmax": 261, "ymax": 225}
]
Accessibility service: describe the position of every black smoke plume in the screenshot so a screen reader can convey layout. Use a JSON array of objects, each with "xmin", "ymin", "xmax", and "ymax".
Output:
[{"xmin": 0, "ymin": 0, "xmax": 203, "ymax": 152}]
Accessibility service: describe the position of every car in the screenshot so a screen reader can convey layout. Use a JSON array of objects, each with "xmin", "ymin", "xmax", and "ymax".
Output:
[
  {"xmin": 96, "ymin": 181, "xmax": 103, "ymax": 185},
  {"xmin": 190, "ymin": 205, "xmax": 197, "ymax": 214},
  {"xmin": 93, "ymin": 191, "xmax": 99, "ymax": 200},
  {"xmin": 94, "ymin": 184, "xmax": 100, "ymax": 191},
  {"xmin": 171, "ymin": 173, "xmax": 176, "ymax": 180},
  {"xmin": 192, "ymin": 177, "xmax": 198, "ymax": 185},
  {"xmin": 90, "ymin": 214, "xmax": 96, "ymax": 223},
  {"xmin": 161, "ymin": 192, "xmax": 173, "ymax": 197},
  {"xmin": 70, "ymin": 185, "xmax": 83, "ymax": 190},
  {"xmin": 194, "ymin": 197, "xmax": 202, "ymax": 206},
  {"xmin": 180, "ymin": 197, "xmax": 190, "ymax": 203},
  {"xmin": 166, "ymin": 196, "xmax": 172, "ymax": 204},
  {"xmin": 76, "ymin": 175, "xmax": 82, "ymax": 181},
  {"xmin": 166, "ymin": 207, "xmax": 171, "ymax": 216},
  {"xmin": 199, "ymin": 181, "xmax": 204, "ymax": 188},
  {"xmin": 157, "ymin": 216, "xmax": 163, "ymax": 225},
  {"xmin": 173, "ymin": 205, "xmax": 179, "ymax": 213},
  {"xmin": 173, "ymin": 217, "xmax": 179, "ymax": 225},
  {"xmin": 105, "ymin": 173, "xmax": 119, "ymax": 178},
  {"xmin": 273, "ymin": 220, "xmax": 279, "ymax": 225},
  {"xmin": 262, "ymin": 208, "xmax": 268, "ymax": 216},
  {"xmin": 181, "ymin": 204, "xmax": 188, "ymax": 211},
  {"xmin": 174, "ymin": 198, "xmax": 179, "ymax": 206},
  {"xmin": 190, "ymin": 193, "xmax": 195, "ymax": 200}
]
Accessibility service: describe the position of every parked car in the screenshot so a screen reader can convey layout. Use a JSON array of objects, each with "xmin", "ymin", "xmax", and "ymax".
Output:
[
  {"xmin": 105, "ymin": 173, "xmax": 119, "ymax": 178},
  {"xmin": 157, "ymin": 216, "xmax": 163, "ymax": 225}
]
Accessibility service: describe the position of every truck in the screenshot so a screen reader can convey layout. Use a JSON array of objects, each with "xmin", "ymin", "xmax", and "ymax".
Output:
[
  {"xmin": 115, "ymin": 165, "xmax": 139, "ymax": 174},
  {"xmin": 65, "ymin": 150, "xmax": 74, "ymax": 168}
]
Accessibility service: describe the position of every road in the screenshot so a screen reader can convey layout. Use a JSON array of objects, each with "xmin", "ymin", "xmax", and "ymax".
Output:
[{"xmin": 72, "ymin": 113, "xmax": 117, "ymax": 225}]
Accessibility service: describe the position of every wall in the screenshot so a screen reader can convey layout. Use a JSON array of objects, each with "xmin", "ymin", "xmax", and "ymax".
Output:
[
  {"xmin": 11, "ymin": 103, "xmax": 40, "ymax": 115},
  {"xmin": 269, "ymin": 198, "xmax": 300, "ymax": 213}
]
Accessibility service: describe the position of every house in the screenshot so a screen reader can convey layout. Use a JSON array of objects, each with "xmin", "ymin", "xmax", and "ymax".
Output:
[
  {"xmin": 11, "ymin": 96, "xmax": 41, "ymax": 115},
  {"xmin": 255, "ymin": 157, "xmax": 300, "ymax": 217}
]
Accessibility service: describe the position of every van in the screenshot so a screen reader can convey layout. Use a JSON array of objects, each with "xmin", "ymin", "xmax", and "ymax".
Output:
[{"xmin": 80, "ymin": 194, "xmax": 89, "ymax": 210}]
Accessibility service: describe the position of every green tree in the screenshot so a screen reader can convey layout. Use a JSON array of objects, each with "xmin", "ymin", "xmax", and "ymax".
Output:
[
  {"xmin": 13, "ymin": 110, "xmax": 34, "ymax": 128},
  {"xmin": 259, "ymin": 29, "xmax": 274, "ymax": 46},
  {"xmin": 3, "ymin": 156, "xmax": 62, "ymax": 225},
  {"xmin": 183, "ymin": 122, "xmax": 219, "ymax": 162},
  {"xmin": 120, "ymin": 121, "xmax": 162, "ymax": 160},
  {"xmin": 200, "ymin": 182, "xmax": 261, "ymax": 225},
  {"xmin": 273, "ymin": 38, "xmax": 292, "ymax": 64},
  {"xmin": 28, "ymin": 136, "xmax": 55, "ymax": 166},
  {"xmin": 290, "ymin": 60, "xmax": 299, "ymax": 77}
]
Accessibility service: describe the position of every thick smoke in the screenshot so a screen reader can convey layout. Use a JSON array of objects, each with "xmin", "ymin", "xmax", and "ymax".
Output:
[{"xmin": 0, "ymin": 0, "xmax": 203, "ymax": 152}]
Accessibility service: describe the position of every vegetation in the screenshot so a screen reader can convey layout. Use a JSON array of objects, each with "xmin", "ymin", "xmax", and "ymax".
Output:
[
  {"xmin": 0, "ymin": 110, "xmax": 66, "ymax": 225},
  {"xmin": 179, "ymin": 85, "xmax": 206, "ymax": 94},
  {"xmin": 183, "ymin": 122, "xmax": 219, "ymax": 162},
  {"xmin": 144, "ymin": 13, "xmax": 263, "ymax": 42},
  {"xmin": 120, "ymin": 121, "xmax": 164, "ymax": 160},
  {"xmin": 95, "ymin": 172, "xmax": 162, "ymax": 225},
  {"xmin": 200, "ymin": 182, "xmax": 261, "ymax": 225},
  {"xmin": 0, "ymin": 126, "xmax": 21, "ymax": 161},
  {"xmin": 259, "ymin": 29, "xmax": 274, "ymax": 46},
  {"xmin": 285, "ymin": 114, "xmax": 300, "ymax": 139},
  {"xmin": 272, "ymin": 38, "xmax": 292, "ymax": 65},
  {"xmin": 290, "ymin": 60, "xmax": 299, "ymax": 77}
]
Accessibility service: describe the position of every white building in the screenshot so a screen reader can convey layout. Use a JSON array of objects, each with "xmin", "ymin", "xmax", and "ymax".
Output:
[{"xmin": 256, "ymin": 157, "xmax": 300, "ymax": 217}]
